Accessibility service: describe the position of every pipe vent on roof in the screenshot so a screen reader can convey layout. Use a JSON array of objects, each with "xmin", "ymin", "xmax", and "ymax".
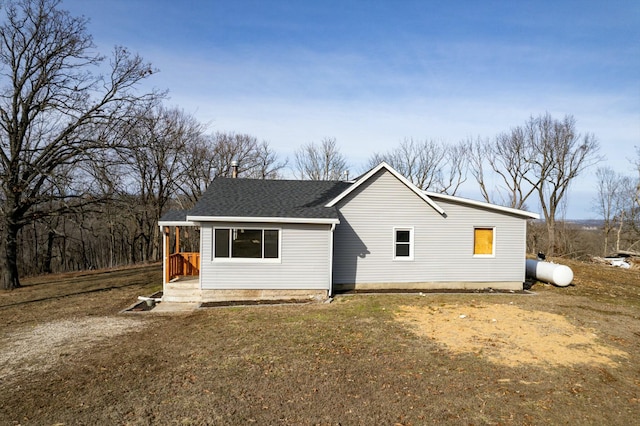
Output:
[{"xmin": 231, "ymin": 160, "xmax": 238, "ymax": 178}]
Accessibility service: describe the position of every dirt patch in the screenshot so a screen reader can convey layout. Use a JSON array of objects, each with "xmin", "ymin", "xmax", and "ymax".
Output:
[
  {"xmin": 0, "ymin": 316, "xmax": 142, "ymax": 385},
  {"xmin": 395, "ymin": 303, "xmax": 629, "ymax": 368}
]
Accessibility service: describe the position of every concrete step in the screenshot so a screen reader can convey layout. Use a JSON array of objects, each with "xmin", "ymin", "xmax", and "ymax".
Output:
[
  {"xmin": 162, "ymin": 294, "xmax": 202, "ymax": 303},
  {"xmin": 163, "ymin": 280, "xmax": 201, "ymax": 302},
  {"xmin": 165, "ymin": 281, "xmax": 199, "ymax": 291},
  {"xmin": 164, "ymin": 288, "xmax": 200, "ymax": 296},
  {"xmin": 152, "ymin": 302, "xmax": 199, "ymax": 313}
]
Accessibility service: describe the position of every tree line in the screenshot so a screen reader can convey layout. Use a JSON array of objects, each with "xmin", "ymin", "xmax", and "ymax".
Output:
[
  {"xmin": 593, "ymin": 150, "xmax": 640, "ymax": 257},
  {"xmin": 1, "ymin": 0, "xmax": 638, "ymax": 289}
]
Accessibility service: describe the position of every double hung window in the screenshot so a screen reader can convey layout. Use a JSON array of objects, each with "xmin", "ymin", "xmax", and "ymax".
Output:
[{"xmin": 393, "ymin": 228, "xmax": 414, "ymax": 260}]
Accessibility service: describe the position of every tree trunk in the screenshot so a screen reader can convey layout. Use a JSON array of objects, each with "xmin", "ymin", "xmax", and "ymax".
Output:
[
  {"xmin": 1, "ymin": 218, "xmax": 22, "ymax": 290},
  {"xmin": 151, "ymin": 222, "xmax": 161, "ymax": 261},
  {"xmin": 546, "ymin": 217, "xmax": 556, "ymax": 257},
  {"xmin": 615, "ymin": 211, "xmax": 624, "ymax": 253},
  {"xmin": 43, "ymin": 228, "xmax": 55, "ymax": 274}
]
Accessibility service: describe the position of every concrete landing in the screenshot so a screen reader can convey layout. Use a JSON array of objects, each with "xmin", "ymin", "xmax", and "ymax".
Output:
[{"xmin": 151, "ymin": 302, "xmax": 200, "ymax": 313}]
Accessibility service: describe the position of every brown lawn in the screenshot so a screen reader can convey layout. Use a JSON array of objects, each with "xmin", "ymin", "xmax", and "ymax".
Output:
[{"xmin": 0, "ymin": 259, "xmax": 639, "ymax": 425}]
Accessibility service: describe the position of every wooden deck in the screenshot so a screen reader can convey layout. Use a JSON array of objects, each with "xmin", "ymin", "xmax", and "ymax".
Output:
[{"xmin": 167, "ymin": 252, "xmax": 200, "ymax": 282}]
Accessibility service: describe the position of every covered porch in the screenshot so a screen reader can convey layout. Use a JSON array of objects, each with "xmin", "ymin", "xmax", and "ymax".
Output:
[
  {"xmin": 160, "ymin": 219, "xmax": 201, "ymax": 303},
  {"xmin": 159, "ymin": 212, "xmax": 201, "ymax": 285},
  {"xmin": 165, "ymin": 225, "xmax": 200, "ymax": 282}
]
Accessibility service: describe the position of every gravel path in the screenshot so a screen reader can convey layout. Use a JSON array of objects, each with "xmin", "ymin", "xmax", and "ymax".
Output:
[{"xmin": 0, "ymin": 317, "xmax": 143, "ymax": 385}]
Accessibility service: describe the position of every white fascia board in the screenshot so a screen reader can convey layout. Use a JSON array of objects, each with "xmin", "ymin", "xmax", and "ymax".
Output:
[
  {"xmin": 186, "ymin": 215, "xmax": 340, "ymax": 225},
  {"xmin": 424, "ymin": 191, "xmax": 540, "ymax": 219},
  {"xmin": 325, "ymin": 162, "xmax": 446, "ymax": 216},
  {"xmin": 158, "ymin": 221, "xmax": 197, "ymax": 228}
]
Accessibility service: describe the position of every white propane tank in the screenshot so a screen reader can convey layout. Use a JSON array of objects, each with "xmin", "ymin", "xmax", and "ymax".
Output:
[{"xmin": 526, "ymin": 259, "xmax": 573, "ymax": 287}]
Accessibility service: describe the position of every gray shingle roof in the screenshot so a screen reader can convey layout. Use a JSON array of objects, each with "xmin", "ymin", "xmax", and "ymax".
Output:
[
  {"xmin": 159, "ymin": 209, "xmax": 191, "ymax": 222},
  {"xmin": 188, "ymin": 178, "xmax": 352, "ymax": 220}
]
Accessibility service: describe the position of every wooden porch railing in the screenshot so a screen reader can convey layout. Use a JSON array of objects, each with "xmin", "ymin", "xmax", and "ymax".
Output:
[{"xmin": 168, "ymin": 252, "xmax": 200, "ymax": 280}]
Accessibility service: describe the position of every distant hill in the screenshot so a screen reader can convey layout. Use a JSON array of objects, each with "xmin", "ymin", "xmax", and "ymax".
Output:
[
  {"xmin": 566, "ymin": 219, "xmax": 603, "ymax": 229},
  {"xmin": 531, "ymin": 219, "xmax": 603, "ymax": 229}
]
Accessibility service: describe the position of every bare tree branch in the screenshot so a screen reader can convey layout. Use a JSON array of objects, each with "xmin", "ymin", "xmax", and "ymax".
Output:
[
  {"xmin": 294, "ymin": 137, "xmax": 347, "ymax": 180},
  {"xmin": 0, "ymin": 0, "xmax": 161, "ymax": 289},
  {"xmin": 368, "ymin": 138, "xmax": 466, "ymax": 194}
]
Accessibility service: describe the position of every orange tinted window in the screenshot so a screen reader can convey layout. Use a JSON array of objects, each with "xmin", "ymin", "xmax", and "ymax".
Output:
[{"xmin": 474, "ymin": 228, "xmax": 493, "ymax": 255}]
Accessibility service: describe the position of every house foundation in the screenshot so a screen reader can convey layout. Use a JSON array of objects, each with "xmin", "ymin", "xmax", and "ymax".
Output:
[
  {"xmin": 334, "ymin": 281, "xmax": 523, "ymax": 292},
  {"xmin": 162, "ymin": 285, "xmax": 328, "ymax": 303}
]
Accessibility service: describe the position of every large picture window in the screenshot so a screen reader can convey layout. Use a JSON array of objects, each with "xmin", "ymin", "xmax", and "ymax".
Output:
[
  {"xmin": 473, "ymin": 227, "xmax": 494, "ymax": 256},
  {"xmin": 393, "ymin": 227, "xmax": 414, "ymax": 260},
  {"xmin": 214, "ymin": 228, "xmax": 280, "ymax": 260}
]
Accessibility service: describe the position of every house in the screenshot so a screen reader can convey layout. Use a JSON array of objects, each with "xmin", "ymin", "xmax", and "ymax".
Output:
[{"xmin": 158, "ymin": 162, "xmax": 539, "ymax": 302}]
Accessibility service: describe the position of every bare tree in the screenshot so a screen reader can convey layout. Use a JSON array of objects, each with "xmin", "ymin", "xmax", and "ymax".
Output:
[
  {"xmin": 209, "ymin": 132, "xmax": 263, "ymax": 178},
  {"xmin": 369, "ymin": 138, "xmax": 446, "ymax": 189},
  {"xmin": 120, "ymin": 106, "xmax": 203, "ymax": 262},
  {"xmin": 594, "ymin": 167, "xmax": 625, "ymax": 256},
  {"xmin": 617, "ymin": 148, "xmax": 640, "ymax": 253},
  {"xmin": 178, "ymin": 136, "xmax": 219, "ymax": 206},
  {"xmin": 522, "ymin": 114, "xmax": 601, "ymax": 255},
  {"xmin": 492, "ymin": 127, "xmax": 537, "ymax": 209},
  {"xmin": 369, "ymin": 138, "xmax": 467, "ymax": 194},
  {"xmin": 467, "ymin": 136, "xmax": 492, "ymax": 202},
  {"xmin": 635, "ymin": 147, "xmax": 640, "ymax": 211},
  {"xmin": 294, "ymin": 137, "xmax": 347, "ymax": 180},
  {"xmin": 471, "ymin": 114, "xmax": 600, "ymax": 255},
  {"xmin": 440, "ymin": 140, "xmax": 470, "ymax": 195},
  {"xmin": 0, "ymin": 0, "xmax": 159, "ymax": 289},
  {"xmin": 469, "ymin": 129, "xmax": 536, "ymax": 209},
  {"xmin": 247, "ymin": 141, "xmax": 288, "ymax": 179},
  {"xmin": 614, "ymin": 176, "xmax": 637, "ymax": 253},
  {"xmin": 178, "ymin": 133, "xmax": 286, "ymax": 206}
]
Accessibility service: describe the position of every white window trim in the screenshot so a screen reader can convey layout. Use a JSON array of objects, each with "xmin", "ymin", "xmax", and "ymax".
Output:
[
  {"xmin": 473, "ymin": 226, "xmax": 496, "ymax": 258},
  {"xmin": 393, "ymin": 227, "xmax": 414, "ymax": 261},
  {"xmin": 213, "ymin": 227, "xmax": 282, "ymax": 263}
]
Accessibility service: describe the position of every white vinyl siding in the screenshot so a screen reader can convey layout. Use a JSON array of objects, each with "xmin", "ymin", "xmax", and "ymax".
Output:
[
  {"xmin": 200, "ymin": 222, "xmax": 332, "ymax": 290},
  {"xmin": 333, "ymin": 169, "xmax": 527, "ymax": 284}
]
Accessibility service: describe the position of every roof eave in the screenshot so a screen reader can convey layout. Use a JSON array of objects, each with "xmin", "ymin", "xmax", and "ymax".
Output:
[
  {"xmin": 158, "ymin": 220, "xmax": 197, "ymax": 228},
  {"xmin": 423, "ymin": 191, "xmax": 540, "ymax": 219},
  {"xmin": 186, "ymin": 215, "xmax": 341, "ymax": 225}
]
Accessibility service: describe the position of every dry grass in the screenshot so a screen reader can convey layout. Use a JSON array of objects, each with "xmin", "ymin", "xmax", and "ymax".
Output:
[{"xmin": 0, "ymin": 260, "xmax": 639, "ymax": 425}]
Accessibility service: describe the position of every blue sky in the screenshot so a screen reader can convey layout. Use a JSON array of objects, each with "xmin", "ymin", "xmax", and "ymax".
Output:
[{"xmin": 64, "ymin": 0, "xmax": 639, "ymax": 219}]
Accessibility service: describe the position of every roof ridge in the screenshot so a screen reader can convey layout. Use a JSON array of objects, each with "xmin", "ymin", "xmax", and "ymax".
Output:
[{"xmin": 185, "ymin": 178, "xmax": 351, "ymax": 221}]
